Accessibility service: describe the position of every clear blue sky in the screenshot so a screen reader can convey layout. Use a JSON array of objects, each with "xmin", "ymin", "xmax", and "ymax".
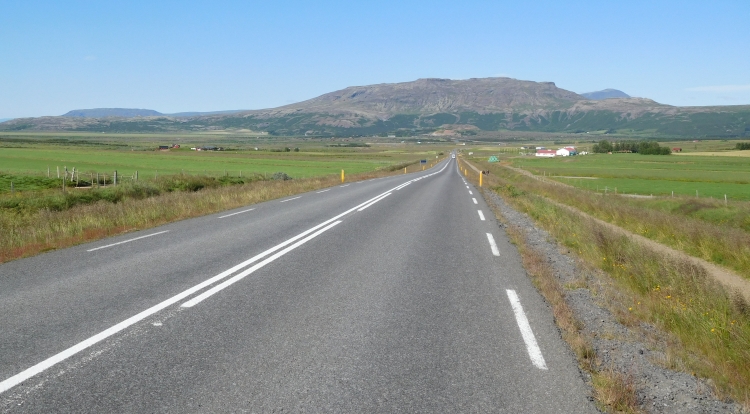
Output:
[{"xmin": 1, "ymin": 0, "xmax": 748, "ymax": 118}]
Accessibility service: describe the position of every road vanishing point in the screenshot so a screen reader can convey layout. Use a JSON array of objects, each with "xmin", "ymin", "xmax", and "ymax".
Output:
[{"xmin": 0, "ymin": 158, "xmax": 596, "ymax": 413}]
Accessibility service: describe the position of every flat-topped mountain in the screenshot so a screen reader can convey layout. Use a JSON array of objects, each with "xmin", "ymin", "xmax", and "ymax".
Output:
[
  {"xmin": 3, "ymin": 78, "xmax": 749, "ymax": 138},
  {"xmin": 275, "ymin": 78, "xmax": 585, "ymax": 116},
  {"xmin": 63, "ymin": 108, "xmax": 162, "ymax": 118}
]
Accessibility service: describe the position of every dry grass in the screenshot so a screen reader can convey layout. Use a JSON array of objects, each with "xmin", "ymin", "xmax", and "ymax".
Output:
[
  {"xmin": 592, "ymin": 368, "xmax": 639, "ymax": 413},
  {"xmin": 501, "ymin": 163, "xmax": 750, "ymax": 278}
]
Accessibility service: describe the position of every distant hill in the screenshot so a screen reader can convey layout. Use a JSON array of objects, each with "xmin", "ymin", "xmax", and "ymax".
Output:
[
  {"xmin": 59, "ymin": 108, "xmax": 247, "ymax": 118},
  {"xmin": 581, "ymin": 89, "xmax": 630, "ymax": 100},
  {"xmin": 166, "ymin": 110, "xmax": 246, "ymax": 117},
  {"xmin": 3, "ymin": 78, "xmax": 749, "ymax": 138},
  {"xmin": 62, "ymin": 108, "xmax": 162, "ymax": 118},
  {"xmin": 0, "ymin": 118, "xmax": 12, "ymax": 123}
]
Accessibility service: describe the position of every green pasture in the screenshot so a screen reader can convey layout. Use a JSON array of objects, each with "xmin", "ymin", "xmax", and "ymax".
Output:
[
  {"xmin": 0, "ymin": 147, "xmax": 388, "ymax": 177},
  {"xmin": 511, "ymin": 153, "xmax": 750, "ymax": 200},
  {"xmin": 0, "ymin": 142, "xmax": 442, "ymax": 192}
]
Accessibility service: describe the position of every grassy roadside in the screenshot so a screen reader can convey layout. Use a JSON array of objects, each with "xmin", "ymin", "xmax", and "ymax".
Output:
[
  {"xmin": 460, "ymin": 157, "xmax": 750, "ymax": 409},
  {"xmin": 502, "ymin": 219, "xmax": 639, "ymax": 413},
  {"xmin": 499, "ymin": 162, "xmax": 750, "ymax": 279},
  {"xmin": 0, "ymin": 159, "xmax": 428, "ymax": 264}
]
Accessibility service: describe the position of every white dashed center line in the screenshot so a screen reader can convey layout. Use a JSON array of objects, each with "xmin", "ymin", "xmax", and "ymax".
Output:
[
  {"xmin": 478, "ymin": 210, "xmax": 485, "ymax": 221},
  {"xmin": 280, "ymin": 196, "xmax": 302, "ymax": 203},
  {"xmin": 472, "ymin": 198, "xmax": 478, "ymax": 204}
]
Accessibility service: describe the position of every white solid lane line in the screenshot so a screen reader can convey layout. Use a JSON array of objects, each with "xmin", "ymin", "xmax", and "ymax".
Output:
[
  {"xmin": 280, "ymin": 196, "xmax": 302, "ymax": 203},
  {"xmin": 181, "ymin": 221, "xmax": 342, "ymax": 308},
  {"xmin": 0, "ymin": 160, "xmax": 455, "ymax": 395},
  {"xmin": 472, "ymin": 198, "xmax": 478, "ymax": 204},
  {"xmin": 218, "ymin": 208, "xmax": 255, "ymax": 219},
  {"xmin": 86, "ymin": 231, "xmax": 169, "ymax": 252},
  {"xmin": 357, "ymin": 193, "xmax": 391, "ymax": 212},
  {"xmin": 316, "ymin": 189, "xmax": 331, "ymax": 193},
  {"xmin": 486, "ymin": 233, "xmax": 500, "ymax": 256},
  {"xmin": 506, "ymin": 289, "xmax": 548, "ymax": 370},
  {"xmin": 478, "ymin": 210, "xmax": 485, "ymax": 221}
]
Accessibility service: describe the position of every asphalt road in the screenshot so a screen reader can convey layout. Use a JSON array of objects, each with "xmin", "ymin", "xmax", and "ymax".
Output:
[{"xmin": 0, "ymin": 157, "xmax": 596, "ymax": 413}]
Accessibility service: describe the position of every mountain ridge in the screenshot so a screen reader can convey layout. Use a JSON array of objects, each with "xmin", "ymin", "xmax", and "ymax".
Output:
[{"xmin": 2, "ymin": 77, "xmax": 749, "ymax": 138}]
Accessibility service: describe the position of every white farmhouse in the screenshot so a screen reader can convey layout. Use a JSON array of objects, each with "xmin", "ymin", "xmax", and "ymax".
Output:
[{"xmin": 556, "ymin": 146, "xmax": 577, "ymax": 156}]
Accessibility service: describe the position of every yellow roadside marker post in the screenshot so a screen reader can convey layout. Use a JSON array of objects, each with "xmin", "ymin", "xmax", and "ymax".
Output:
[
  {"xmin": 341, "ymin": 169, "xmax": 345, "ymax": 183},
  {"xmin": 479, "ymin": 171, "xmax": 482, "ymax": 187},
  {"xmin": 404, "ymin": 167, "xmax": 407, "ymax": 174}
]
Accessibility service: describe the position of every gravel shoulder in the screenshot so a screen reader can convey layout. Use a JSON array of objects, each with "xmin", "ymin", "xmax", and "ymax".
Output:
[{"xmin": 482, "ymin": 188, "xmax": 747, "ymax": 414}]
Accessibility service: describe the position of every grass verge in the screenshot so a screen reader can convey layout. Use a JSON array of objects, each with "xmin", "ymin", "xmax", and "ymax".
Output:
[
  {"xmin": 500, "ymin": 164, "xmax": 750, "ymax": 279},
  {"xmin": 497, "ymin": 205, "xmax": 639, "ymax": 412}
]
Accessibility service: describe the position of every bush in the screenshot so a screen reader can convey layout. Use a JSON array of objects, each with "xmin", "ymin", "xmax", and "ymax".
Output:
[{"xmin": 272, "ymin": 172, "xmax": 292, "ymax": 181}]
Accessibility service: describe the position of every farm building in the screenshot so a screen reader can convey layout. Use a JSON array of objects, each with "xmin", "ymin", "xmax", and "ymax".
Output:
[
  {"xmin": 536, "ymin": 149, "xmax": 556, "ymax": 157},
  {"xmin": 556, "ymin": 147, "xmax": 577, "ymax": 156}
]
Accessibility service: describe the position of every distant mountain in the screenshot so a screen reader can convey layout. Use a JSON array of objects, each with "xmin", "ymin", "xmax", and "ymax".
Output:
[
  {"xmin": 581, "ymin": 89, "xmax": 630, "ymax": 100},
  {"xmin": 3, "ymin": 78, "xmax": 749, "ymax": 138},
  {"xmin": 0, "ymin": 118, "xmax": 12, "ymax": 123},
  {"xmin": 166, "ymin": 110, "xmax": 246, "ymax": 117},
  {"xmin": 59, "ymin": 108, "xmax": 247, "ymax": 118},
  {"xmin": 62, "ymin": 108, "xmax": 162, "ymax": 118}
]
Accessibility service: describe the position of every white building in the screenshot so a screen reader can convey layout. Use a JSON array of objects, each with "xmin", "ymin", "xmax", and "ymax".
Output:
[
  {"xmin": 536, "ymin": 149, "xmax": 556, "ymax": 157},
  {"xmin": 556, "ymin": 146, "xmax": 577, "ymax": 156}
]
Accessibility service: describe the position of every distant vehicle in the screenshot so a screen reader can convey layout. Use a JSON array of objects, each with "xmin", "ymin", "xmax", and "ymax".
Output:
[{"xmin": 451, "ymin": 153, "xmax": 456, "ymax": 159}]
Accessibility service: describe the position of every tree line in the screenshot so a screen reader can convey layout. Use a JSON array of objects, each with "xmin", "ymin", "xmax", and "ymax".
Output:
[
  {"xmin": 592, "ymin": 140, "xmax": 671, "ymax": 155},
  {"xmin": 736, "ymin": 142, "xmax": 750, "ymax": 150}
]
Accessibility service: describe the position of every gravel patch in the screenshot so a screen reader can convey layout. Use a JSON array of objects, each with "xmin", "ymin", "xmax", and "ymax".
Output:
[{"xmin": 483, "ymin": 189, "xmax": 747, "ymax": 414}]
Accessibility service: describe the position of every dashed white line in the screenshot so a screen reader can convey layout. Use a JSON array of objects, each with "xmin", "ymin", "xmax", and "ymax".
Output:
[
  {"xmin": 316, "ymin": 189, "xmax": 331, "ymax": 193},
  {"xmin": 86, "ymin": 231, "xmax": 169, "ymax": 252},
  {"xmin": 506, "ymin": 289, "xmax": 548, "ymax": 370},
  {"xmin": 469, "ymin": 191, "xmax": 473, "ymax": 195},
  {"xmin": 340, "ymin": 184, "xmax": 350, "ymax": 187},
  {"xmin": 472, "ymin": 198, "xmax": 478, "ymax": 204},
  {"xmin": 219, "ymin": 208, "xmax": 255, "ymax": 219},
  {"xmin": 280, "ymin": 196, "xmax": 302, "ymax": 203},
  {"xmin": 486, "ymin": 233, "xmax": 500, "ymax": 256},
  {"xmin": 478, "ymin": 210, "xmax": 485, "ymax": 221}
]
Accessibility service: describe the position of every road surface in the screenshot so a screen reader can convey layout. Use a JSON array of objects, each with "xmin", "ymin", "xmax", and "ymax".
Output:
[{"xmin": 0, "ymin": 158, "xmax": 596, "ymax": 413}]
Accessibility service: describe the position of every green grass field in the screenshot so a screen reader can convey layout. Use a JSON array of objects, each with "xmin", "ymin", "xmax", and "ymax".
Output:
[
  {"xmin": 0, "ymin": 140, "xmax": 443, "ymax": 192},
  {"xmin": 509, "ymin": 153, "xmax": 750, "ymax": 200}
]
